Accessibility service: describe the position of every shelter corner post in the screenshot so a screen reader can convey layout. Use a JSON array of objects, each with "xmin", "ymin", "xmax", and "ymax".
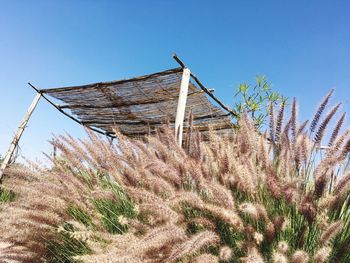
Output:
[
  {"xmin": 175, "ymin": 67, "xmax": 191, "ymax": 146},
  {"xmin": 0, "ymin": 92, "xmax": 42, "ymax": 182}
]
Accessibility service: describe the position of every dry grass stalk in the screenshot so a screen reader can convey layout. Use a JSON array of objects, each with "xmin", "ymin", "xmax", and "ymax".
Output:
[{"xmin": 0, "ymin": 91, "xmax": 349, "ymax": 262}]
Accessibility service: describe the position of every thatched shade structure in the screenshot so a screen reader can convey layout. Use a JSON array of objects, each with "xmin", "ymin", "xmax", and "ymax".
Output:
[
  {"xmin": 38, "ymin": 67, "xmax": 234, "ymax": 139},
  {"xmin": 1, "ymin": 56, "xmax": 238, "ymax": 180}
]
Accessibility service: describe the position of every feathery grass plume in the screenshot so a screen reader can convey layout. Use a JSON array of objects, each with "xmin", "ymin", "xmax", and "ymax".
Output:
[
  {"xmin": 320, "ymin": 221, "xmax": 343, "ymax": 246},
  {"xmin": 272, "ymin": 252, "xmax": 288, "ymax": 263},
  {"xmin": 328, "ymin": 128, "xmax": 350, "ymax": 153},
  {"xmin": 189, "ymin": 217, "xmax": 217, "ymax": 231},
  {"xmin": 184, "ymin": 109, "xmax": 194, "ymax": 154},
  {"xmin": 137, "ymin": 224, "xmax": 187, "ymax": 250},
  {"xmin": 310, "ymin": 89, "xmax": 334, "ymax": 133},
  {"xmin": 299, "ymin": 192, "xmax": 317, "ymax": 224},
  {"xmin": 301, "ymin": 133, "xmax": 312, "ymax": 159},
  {"xmin": 203, "ymin": 204, "xmax": 244, "ymax": 231},
  {"xmin": 76, "ymin": 226, "xmax": 187, "ymax": 262},
  {"xmin": 237, "ymin": 111, "xmax": 257, "ymax": 155},
  {"xmin": 136, "ymin": 225, "xmax": 185, "ymax": 260},
  {"xmin": 314, "ymin": 171, "xmax": 331, "ymax": 199},
  {"xmin": 240, "ymin": 246, "xmax": 265, "ymax": 263},
  {"xmin": 253, "ymin": 232, "xmax": 264, "ymax": 245},
  {"xmin": 291, "ymin": 97, "xmax": 298, "ymax": 141},
  {"xmin": 328, "ymin": 112, "xmax": 346, "ymax": 146},
  {"xmin": 1, "ymin": 91, "xmax": 350, "ymax": 262},
  {"xmin": 333, "ymin": 171, "xmax": 350, "ymax": 195},
  {"xmin": 314, "ymin": 103, "xmax": 341, "ymax": 144},
  {"xmin": 281, "ymin": 119, "xmax": 292, "ymax": 147},
  {"xmin": 219, "ymin": 246, "xmax": 233, "ymax": 261},
  {"xmin": 291, "ymin": 250, "xmax": 309, "ymax": 263},
  {"xmin": 167, "ymin": 231, "xmax": 219, "ymax": 262},
  {"xmin": 269, "ymin": 102, "xmax": 275, "ymax": 142},
  {"xmin": 314, "ymin": 246, "xmax": 332, "ymax": 263},
  {"xmin": 258, "ymin": 134, "xmax": 269, "ymax": 168},
  {"xmin": 341, "ymin": 137, "xmax": 350, "ymax": 157},
  {"xmin": 193, "ymin": 253, "xmax": 219, "ymax": 263},
  {"xmin": 277, "ymin": 241, "xmax": 289, "ymax": 254},
  {"xmin": 275, "ymin": 101, "xmax": 286, "ymax": 143},
  {"xmin": 297, "ymin": 120, "xmax": 309, "ymax": 136},
  {"xmin": 255, "ymin": 203, "xmax": 270, "ymax": 223},
  {"xmin": 294, "ymin": 134, "xmax": 311, "ymax": 168},
  {"xmin": 205, "ymin": 182, "xmax": 235, "ymax": 209},
  {"xmin": 239, "ymin": 202, "xmax": 259, "ymax": 220}
]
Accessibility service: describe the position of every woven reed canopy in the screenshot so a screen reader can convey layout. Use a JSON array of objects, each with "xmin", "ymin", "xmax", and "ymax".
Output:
[{"xmin": 39, "ymin": 67, "xmax": 234, "ymax": 138}]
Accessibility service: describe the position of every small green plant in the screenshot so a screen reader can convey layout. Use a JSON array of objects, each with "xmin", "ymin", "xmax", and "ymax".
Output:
[
  {"xmin": 67, "ymin": 204, "xmax": 95, "ymax": 229},
  {"xmin": 46, "ymin": 222, "xmax": 92, "ymax": 263},
  {"xmin": 93, "ymin": 183, "xmax": 137, "ymax": 234},
  {"xmin": 233, "ymin": 75, "xmax": 286, "ymax": 128},
  {"xmin": 0, "ymin": 187, "xmax": 16, "ymax": 203}
]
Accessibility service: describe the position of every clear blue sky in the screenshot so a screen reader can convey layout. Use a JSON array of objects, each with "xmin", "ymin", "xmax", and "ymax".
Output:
[{"xmin": 1, "ymin": 0, "xmax": 349, "ymax": 161}]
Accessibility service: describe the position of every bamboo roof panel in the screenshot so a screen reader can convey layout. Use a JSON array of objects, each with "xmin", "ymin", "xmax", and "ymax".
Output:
[{"xmin": 40, "ymin": 67, "xmax": 234, "ymax": 138}]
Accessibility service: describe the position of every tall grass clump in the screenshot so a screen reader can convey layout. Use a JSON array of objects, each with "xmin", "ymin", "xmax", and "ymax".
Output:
[{"xmin": 0, "ymin": 91, "xmax": 349, "ymax": 262}]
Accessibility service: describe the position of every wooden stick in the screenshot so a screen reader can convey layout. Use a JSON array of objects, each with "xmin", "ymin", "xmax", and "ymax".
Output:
[
  {"xmin": 172, "ymin": 54, "xmax": 238, "ymax": 117},
  {"xmin": 57, "ymin": 89, "xmax": 206, "ymax": 109},
  {"xmin": 40, "ymin": 67, "xmax": 183, "ymax": 93},
  {"xmin": 175, "ymin": 68, "xmax": 191, "ymax": 145},
  {"xmin": 0, "ymin": 93, "xmax": 42, "ymax": 182},
  {"xmin": 173, "ymin": 54, "xmax": 186, "ymax": 68},
  {"xmin": 28, "ymin": 83, "xmax": 115, "ymax": 138}
]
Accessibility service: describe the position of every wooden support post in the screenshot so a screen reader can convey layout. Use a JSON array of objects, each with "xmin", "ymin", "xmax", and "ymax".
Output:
[
  {"xmin": 0, "ymin": 93, "xmax": 42, "ymax": 182},
  {"xmin": 175, "ymin": 68, "xmax": 191, "ymax": 146}
]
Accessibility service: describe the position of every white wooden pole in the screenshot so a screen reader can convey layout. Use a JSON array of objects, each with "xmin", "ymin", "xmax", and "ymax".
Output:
[
  {"xmin": 175, "ymin": 68, "xmax": 191, "ymax": 146},
  {"xmin": 0, "ymin": 93, "xmax": 42, "ymax": 182}
]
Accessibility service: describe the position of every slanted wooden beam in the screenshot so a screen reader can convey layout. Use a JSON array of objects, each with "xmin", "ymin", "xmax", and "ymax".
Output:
[
  {"xmin": 175, "ymin": 68, "xmax": 191, "ymax": 145},
  {"xmin": 28, "ymin": 82, "xmax": 115, "ymax": 138},
  {"xmin": 172, "ymin": 53, "xmax": 238, "ymax": 118},
  {"xmin": 0, "ymin": 93, "xmax": 42, "ymax": 182}
]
